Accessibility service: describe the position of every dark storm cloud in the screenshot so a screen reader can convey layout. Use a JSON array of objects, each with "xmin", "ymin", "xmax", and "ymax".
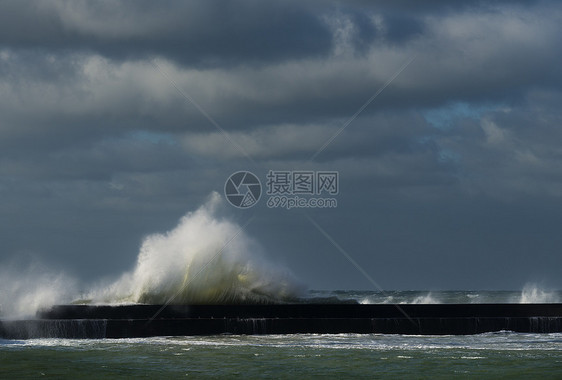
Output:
[
  {"xmin": 1, "ymin": 0, "xmax": 562, "ymax": 289},
  {"xmin": 0, "ymin": 0, "xmax": 333, "ymax": 66},
  {"xmin": 2, "ymin": 0, "xmax": 558, "ymax": 139},
  {"xmin": 348, "ymin": 0, "xmax": 543, "ymax": 13}
]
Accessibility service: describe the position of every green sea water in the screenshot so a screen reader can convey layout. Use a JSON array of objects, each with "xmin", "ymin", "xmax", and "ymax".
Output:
[{"xmin": 2, "ymin": 333, "xmax": 562, "ymax": 379}]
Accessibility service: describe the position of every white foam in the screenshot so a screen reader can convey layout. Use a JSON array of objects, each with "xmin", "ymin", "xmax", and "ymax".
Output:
[
  {"xmin": 0, "ymin": 259, "xmax": 76, "ymax": 318},
  {"xmin": 519, "ymin": 284, "xmax": 560, "ymax": 303},
  {"xmin": 0, "ymin": 193, "xmax": 303, "ymax": 317},
  {"xmin": 87, "ymin": 192, "xmax": 303, "ymax": 304},
  {"xmin": 407, "ymin": 293, "xmax": 440, "ymax": 304}
]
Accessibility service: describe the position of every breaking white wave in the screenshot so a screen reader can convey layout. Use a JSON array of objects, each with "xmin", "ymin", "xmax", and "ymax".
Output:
[
  {"xmin": 358, "ymin": 292, "xmax": 441, "ymax": 305},
  {"xmin": 407, "ymin": 293, "xmax": 440, "ymax": 304},
  {"xmin": 0, "ymin": 259, "xmax": 76, "ymax": 318},
  {"xmin": 86, "ymin": 192, "xmax": 303, "ymax": 305},
  {"xmin": 519, "ymin": 284, "xmax": 560, "ymax": 303}
]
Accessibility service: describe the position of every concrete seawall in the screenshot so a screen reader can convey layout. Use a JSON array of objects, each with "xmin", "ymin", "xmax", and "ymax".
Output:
[{"xmin": 2, "ymin": 303, "xmax": 562, "ymax": 338}]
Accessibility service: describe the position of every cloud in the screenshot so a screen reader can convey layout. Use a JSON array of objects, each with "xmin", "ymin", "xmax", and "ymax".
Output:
[
  {"xmin": 181, "ymin": 123, "xmax": 339, "ymax": 160},
  {"xmin": 0, "ymin": 0, "xmax": 333, "ymax": 66},
  {"xmin": 434, "ymin": 90, "xmax": 562, "ymax": 199},
  {"xmin": 0, "ymin": 0, "xmax": 561, "ymax": 289}
]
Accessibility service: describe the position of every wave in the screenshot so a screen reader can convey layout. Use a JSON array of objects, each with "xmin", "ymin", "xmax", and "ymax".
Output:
[
  {"xmin": 519, "ymin": 284, "xmax": 560, "ymax": 303},
  {"xmin": 86, "ymin": 192, "xmax": 304, "ymax": 305},
  {"xmin": 0, "ymin": 259, "xmax": 76, "ymax": 318}
]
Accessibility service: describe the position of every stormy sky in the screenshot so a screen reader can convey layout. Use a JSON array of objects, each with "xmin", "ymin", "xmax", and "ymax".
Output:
[{"xmin": 1, "ymin": 0, "xmax": 561, "ymax": 291}]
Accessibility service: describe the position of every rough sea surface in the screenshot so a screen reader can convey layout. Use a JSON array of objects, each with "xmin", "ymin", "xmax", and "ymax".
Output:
[{"xmin": 2, "ymin": 290, "xmax": 562, "ymax": 379}]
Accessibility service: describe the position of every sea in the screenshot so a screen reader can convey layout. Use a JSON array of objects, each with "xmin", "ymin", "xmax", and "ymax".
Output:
[
  {"xmin": 2, "ymin": 290, "xmax": 562, "ymax": 379},
  {"xmin": 1, "ymin": 202, "xmax": 561, "ymax": 378}
]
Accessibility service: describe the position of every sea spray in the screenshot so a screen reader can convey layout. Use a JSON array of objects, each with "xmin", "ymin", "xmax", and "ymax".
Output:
[
  {"xmin": 88, "ymin": 192, "xmax": 303, "ymax": 304},
  {"xmin": 408, "ymin": 292, "xmax": 440, "ymax": 304},
  {"xmin": 358, "ymin": 291, "xmax": 441, "ymax": 304},
  {"xmin": 0, "ymin": 258, "xmax": 76, "ymax": 318},
  {"xmin": 520, "ymin": 283, "xmax": 560, "ymax": 303}
]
